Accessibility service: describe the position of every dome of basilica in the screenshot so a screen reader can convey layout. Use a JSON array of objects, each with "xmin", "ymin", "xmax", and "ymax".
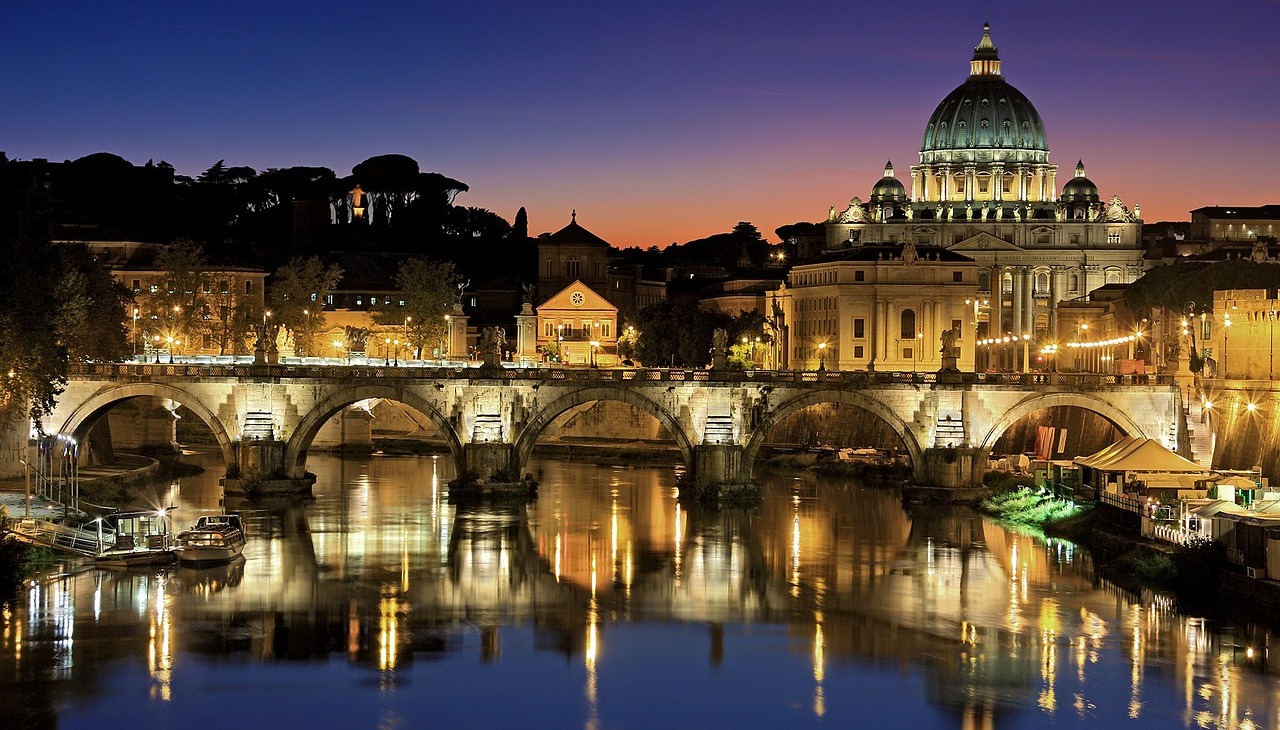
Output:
[
  {"xmin": 1060, "ymin": 160, "xmax": 1099, "ymax": 203},
  {"xmin": 869, "ymin": 161, "xmax": 907, "ymax": 203},
  {"xmin": 919, "ymin": 24, "xmax": 1048, "ymax": 157}
]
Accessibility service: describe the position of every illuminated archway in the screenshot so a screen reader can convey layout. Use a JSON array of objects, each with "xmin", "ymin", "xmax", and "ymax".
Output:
[
  {"xmin": 287, "ymin": 385, "xmax": 463, "ymax": 479},
  {"xmin": 55, "ymin": 383, "xmax": 235, "ymax": 469},
  {"xmin": 514, "ymin": 387, "xmax": 693, "ymax": 473},
  {"xmin": 977, "ymin": 392, "xmax": 1146, "ymax": 453},
  {"xmin": 743, "ymin": 390, "xmax": 925, "ymax": 474}
]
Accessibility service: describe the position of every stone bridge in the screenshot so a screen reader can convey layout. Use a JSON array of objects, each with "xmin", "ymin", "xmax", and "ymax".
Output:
[{"xmin": 46, "ymin": 363, "xmax": 1186, "ymax": 491}]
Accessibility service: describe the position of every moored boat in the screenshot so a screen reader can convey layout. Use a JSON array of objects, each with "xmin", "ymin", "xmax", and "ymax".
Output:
[
  {"xmin": 95, "ymin": 509, "xmax": 177, "ymax": 568},
  {"xmin": 175, "ymin": 514, "xmax": 246, "ymax": 565}
]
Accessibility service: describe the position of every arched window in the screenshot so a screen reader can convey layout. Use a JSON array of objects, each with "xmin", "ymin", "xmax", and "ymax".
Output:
[
  {"xmin": 1068, "ymin": 273, "xmax": 1080, "ymax": 292},
  {"xmin": 566, "ymin": 257, "xmax": 580, "ymax": 278},
  {"xmin": 978, "ymin": 272, "xmax": 990, "ymax": 291},
  {"xmin": 900, "ymin": 309, "xmax": 916, "ymax": 339},
  {"xmin": 1002, "ymin": 273, "xmax": 1013, "ymax": 294},
  {"xmin": 1105, "ymin": 268, "xmax": 1121, "ymax": 285},
  {"xmin": 1034, "ymin": 271, "xmax": 1049, "ymax": 293}
]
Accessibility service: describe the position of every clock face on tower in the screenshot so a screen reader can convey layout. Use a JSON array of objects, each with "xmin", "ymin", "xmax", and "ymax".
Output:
[{"xmin": 570, "ymin": 291, "xmax": 585, "ymax": 306}]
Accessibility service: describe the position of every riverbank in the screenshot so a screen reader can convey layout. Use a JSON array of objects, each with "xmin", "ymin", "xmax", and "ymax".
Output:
[{"xmin": 979, "ymin": 485, "xmax": 1280, "ymax": 619}]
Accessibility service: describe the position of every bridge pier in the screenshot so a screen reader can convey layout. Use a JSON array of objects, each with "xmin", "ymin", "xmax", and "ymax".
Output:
[
  {"xmin": 464, "ymin": 442, "xmax": 517, "ymax": 482},
  {"xmin": 225, "ymin": 439, "xmax": 314, "ymax": 495},
  {"xmin": 694, "ymin": 444, "xmax": 746, "ymax": 487},
  {"xmin": 913, "ymin": 446, "xmax": 990, "ymax": 497}
]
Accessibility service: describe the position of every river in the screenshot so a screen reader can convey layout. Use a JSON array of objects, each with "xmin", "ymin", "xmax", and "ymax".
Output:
[{"xmin": 2, "ymin": 450, "xmax": 1278, "ymax": 729}]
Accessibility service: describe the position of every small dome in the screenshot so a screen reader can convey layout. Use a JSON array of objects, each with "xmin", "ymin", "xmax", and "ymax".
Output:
[
  {"xmin": 1060, "ymin": 160, "xmax": 1099, "ymax": 203},
  {"xmin": 869, "ymin": 161, "xmax": 907, "ymax": 203}
]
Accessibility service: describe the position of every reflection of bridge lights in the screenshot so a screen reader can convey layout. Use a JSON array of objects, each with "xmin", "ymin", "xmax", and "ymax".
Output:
[{"xmin": 378, "ymin": 591, "xmax": 400, "ymax": 671}]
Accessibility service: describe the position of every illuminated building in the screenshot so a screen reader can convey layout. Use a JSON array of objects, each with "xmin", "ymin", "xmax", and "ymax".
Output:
[{"xmin": 818, "ymin": 24, "xmax": 1145, "ymax": 346}]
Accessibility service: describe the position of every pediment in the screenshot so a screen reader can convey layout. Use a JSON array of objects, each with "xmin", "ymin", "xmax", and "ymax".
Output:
[
  {"xmin": 537, "ymin": 280, "xmax": 617, "ymax": 314},
  {"xmin": 949, "ymin": 233, "xmax": 1025, "ymax": 252}
]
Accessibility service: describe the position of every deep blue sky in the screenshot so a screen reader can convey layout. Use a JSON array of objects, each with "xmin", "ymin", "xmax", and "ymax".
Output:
[{"xmin": 6, "ymin": 1, "xmax": 1278, "ymax": 245}]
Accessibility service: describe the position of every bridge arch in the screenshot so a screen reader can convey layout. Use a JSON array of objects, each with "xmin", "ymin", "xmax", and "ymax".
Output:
[
  {"xmin": 513, "ymin": 387, "xmax": 694, "ymax": 473},
  {"xmin": 976, "ymin": 392, "xmax": 1148, "ymax": 453},
  {"xmin": 285, "ymin": 385, "xmax": 464, "ymax": 479},
  {"xmin": 743, "ymin": 389, "xmax": 925, "ymax": 475},
  {"xmin": 55, "ymin": 383, "xmax": 236, "ymax": 469}
]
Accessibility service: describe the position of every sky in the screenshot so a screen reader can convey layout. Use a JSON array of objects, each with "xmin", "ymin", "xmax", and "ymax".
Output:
[{"xmin": 5, "ymin": 1, "xmax": 1278, "ymax": 247}]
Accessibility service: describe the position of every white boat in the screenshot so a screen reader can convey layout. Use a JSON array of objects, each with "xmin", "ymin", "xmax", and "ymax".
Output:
[
  {"xmin": 175, "ymin": 514, "xmax": 246, "ymax": 565},
  {"xmin": 95, "ymin": 510, "xmax": 177, "ymax": 568}
]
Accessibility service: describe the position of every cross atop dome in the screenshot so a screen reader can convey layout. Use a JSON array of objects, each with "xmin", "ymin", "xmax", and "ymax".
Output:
[{"xmin": 970, "ymin": 23, "xmax": 1001, "ymax": 77}]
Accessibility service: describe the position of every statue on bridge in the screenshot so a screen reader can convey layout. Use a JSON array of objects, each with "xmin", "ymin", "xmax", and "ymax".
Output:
[
  {"xmin": 480, "ymin": 326, "xmax": 505, "ymax": 368},
  {"xmin": 254, "ymin": 316, "xmax": 282, "ymax": 364},
  {"xmin": 344, "ymin": 326, "xmax": 371, "ymax": 356},
  {"xmin": 938, "ymin": 325, "xmax": 961, "ymax": 373},
  {"xmin": 710, "ymin": 328, "xmax": 728, "ymax": 369}
]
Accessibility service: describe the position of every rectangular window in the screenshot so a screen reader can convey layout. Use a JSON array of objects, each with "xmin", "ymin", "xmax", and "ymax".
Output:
[
  {"xmin": 325, "ymin": 294, "xmax": 334, "ymax": 305},
  {"xmin": 853, "ymin": 318, "xmax": 865, "ymax": 338},
  {"xmin": 854, "ymin": 345, "xmax": 864, "ymax": 358},
  {"xmin": 245, "ymin": 281, "xmax": 253, "ymax": 295},
  {"xmin": 854, "ymin": 270, "xmax": 865, "ymax": 282},
  {"xmin": 1107, "ymin": 231, "xmax": 1122, "ymax": 245},
  {"xmin": 149, "ymin": 284, "xmax": 158, "ymax": 294},
  {"xmin": 132, "ymin": 279, "xmax": 141, "ymax": 291},
  {"xmin": 903, "ymin": 347, "xmax": 914, "ymax": 359},
  {"xmin": 952, "ymin": 319, "xmax": 962, "ymax": 333},
  {"xmin": 220, "ymin": 280, "xmax": 229, "ymax": 294},
  {"xmin": 952, "ymin": 271, "xmax": 963, "ymax": 282},
  {"xmin": 202, "ymin": 281, "xmax": 211, "ymax": 294}
]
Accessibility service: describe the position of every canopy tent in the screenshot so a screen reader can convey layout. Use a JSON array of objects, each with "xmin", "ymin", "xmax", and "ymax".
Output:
[
  {"xmin": 1074, "ymin": 438, "xmax": 1207, "ymax": 474},
  {"xmin": 1074, "ymin": 437, "xmax": 1139, "ymax": 469}
]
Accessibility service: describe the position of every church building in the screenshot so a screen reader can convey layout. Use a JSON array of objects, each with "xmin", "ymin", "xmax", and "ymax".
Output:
[{"xmin": 798, "ymin": 23, "xmax": 1145, "ymax": 364}]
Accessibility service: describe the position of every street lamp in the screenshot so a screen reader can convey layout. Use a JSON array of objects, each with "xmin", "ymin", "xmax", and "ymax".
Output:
[
  {"xmin": 332, "ymin": 339, "xmax": 345, "ymax": 364},
  {"xmin": 165, "ymin": 336, "xmax": 174, "ymax": 364},
  {"xmin": 131, "ymin": 308, "xmax": 139, "ymax": 359},
  {"xmin": 404, "ymin": 315, "xmax": 412, "ymax": 360},
  {"xmin": 589, "ymin": 339, "xmax": 600, "ymax": 368},
  {"xmin": 914, "ymin": 331, "xmax": 923, "ymax": 374},
  {"xmin": 1021, "ymin": 333, "xmax": 1031, "ymax": 373},
  {"xmin": 817, "ymin": 341, "xmax": 826, "ymax": 371}
]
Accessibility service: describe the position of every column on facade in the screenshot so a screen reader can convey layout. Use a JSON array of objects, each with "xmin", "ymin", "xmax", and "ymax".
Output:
[
  {"xmin": 1011, "ymin": 267, "xmax": 1023, "ymax": 336},
  {"xmin": 939, "ymin": 166, "xmax": 950, "ymax": 202},
  {"xmin": 964, "ymin": 166, "xmax": 976, "ymax": 202},
  {"xmin": 1048, "ymin": 267, "xmax": 1061, "ymax": 336},
  {"xmin": 991, "ymin": 163, "xmax": 1004, "ymax": 203},
  {"xmin": 1017, "ymin": 166, "xmax": 1028, "ymax": 202},
  {"xmin": 989, "ymin": 264, "xmax": 1003, "ymax": 338},
  {"xmin": 910, "ymin": 169, "xmax": 921, "ymax": 202},
  {"xmin": 1022, "ymin": 268, "xmax": 1034, "ymax": 334}
]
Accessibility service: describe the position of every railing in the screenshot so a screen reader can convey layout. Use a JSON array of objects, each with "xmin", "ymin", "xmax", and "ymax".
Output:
[
  {"xmin": 1143, "ymin": 518, "xmax": 1191, "ymax": 546},
  {"xmin": 1100, "ymin": 491, "xmax": 1147, "ymax": 514},
  {"xmin": 68, "ymin": 362, "xmax": 1177, "ymax": 388},
  {"xmin": 7, "ymin": 517, "xmax": 104, "ymax": 557}
]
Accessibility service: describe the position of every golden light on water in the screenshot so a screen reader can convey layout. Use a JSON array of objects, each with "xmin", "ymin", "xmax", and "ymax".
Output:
[{"xmin": 378, "ymin": 590, "xmax": 400, "ymax": 672}]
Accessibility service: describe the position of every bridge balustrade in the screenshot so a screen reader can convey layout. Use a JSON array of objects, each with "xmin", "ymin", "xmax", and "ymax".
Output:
[{"xmin": 70, "ymin": 363, "xmax": 1174, "ymax": 388}]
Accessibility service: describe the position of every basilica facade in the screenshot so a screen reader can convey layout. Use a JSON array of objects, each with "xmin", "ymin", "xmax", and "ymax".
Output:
[{"xmin": 789, "ymin": 24, "xmax": 1145, "ymax": 370}]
